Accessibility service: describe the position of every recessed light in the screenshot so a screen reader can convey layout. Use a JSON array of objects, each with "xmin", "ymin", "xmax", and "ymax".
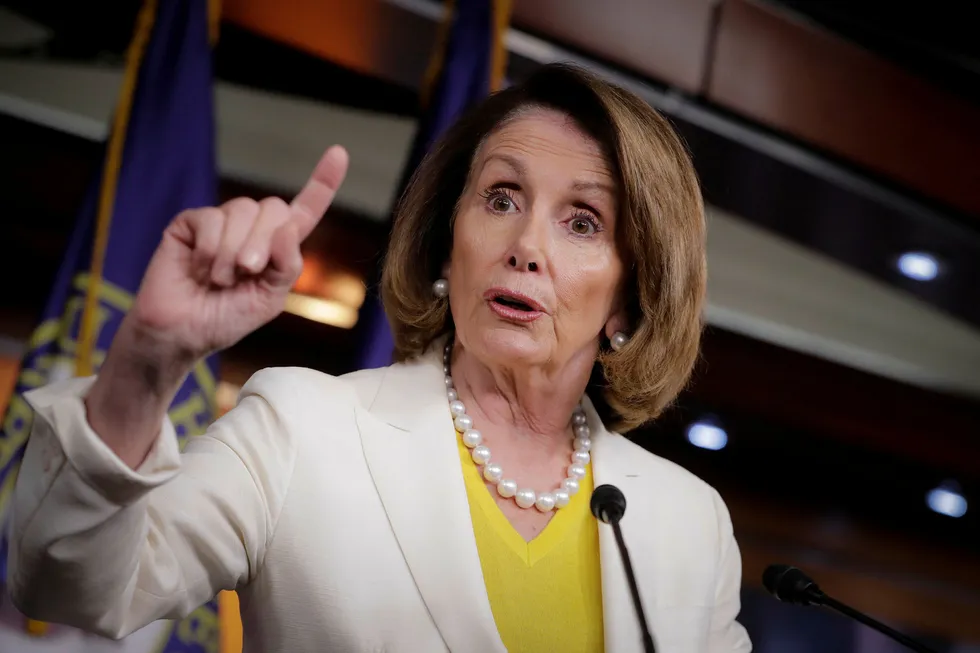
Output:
[
  {"xmin": 926, "ymin": 482, "xmax": 967, "ymax": 518},
  {"xmin": 686, "ymin": 419, "xmax": 728, "ymax": 451},
  {"xmin": 896, "ymin": 251, "xmax": 939, "ymax": 281}
]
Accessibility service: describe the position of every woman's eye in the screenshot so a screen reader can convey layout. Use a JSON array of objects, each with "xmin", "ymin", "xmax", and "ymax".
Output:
[
  {"xmin": 490, "ymin": 195, "xmax": 514, "ymax": 212},
  {"xmin": 571, "ymin": 216, "xmax": 596, "ymax": 235}
]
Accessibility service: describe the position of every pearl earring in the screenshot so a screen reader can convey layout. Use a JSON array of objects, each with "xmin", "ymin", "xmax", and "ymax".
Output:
[
  {"xmin": 610, "ymin": 331, "xmax": 629, "ymax": 351},
  {"xmin": 432, "ymin": 278, "xmax": 449, "ymax": 298}
]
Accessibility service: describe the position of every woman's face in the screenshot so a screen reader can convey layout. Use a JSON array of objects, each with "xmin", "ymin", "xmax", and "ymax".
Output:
[{"xmin": 447, "ymin": 108, "xmax": 627, "ymax": 372}]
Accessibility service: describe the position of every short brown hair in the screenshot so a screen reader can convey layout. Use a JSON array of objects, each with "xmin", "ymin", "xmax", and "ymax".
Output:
[{"xmin": 382, "ymin": 63, "xmax": 706, "ymax": 431}]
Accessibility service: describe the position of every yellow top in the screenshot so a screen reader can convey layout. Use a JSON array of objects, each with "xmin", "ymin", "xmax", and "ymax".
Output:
[{"xmin": 458, "ymin": 437, "xmax": 605, "ymax": 652}]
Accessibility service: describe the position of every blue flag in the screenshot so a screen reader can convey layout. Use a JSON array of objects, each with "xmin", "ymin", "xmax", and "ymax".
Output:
[
  {"xmin": 0, "ymin": 1, "xmax": 223, "ymax": 650},
  {"xmin": 356, "ymin": 0, "xmax": 511, "ymax": 370}
]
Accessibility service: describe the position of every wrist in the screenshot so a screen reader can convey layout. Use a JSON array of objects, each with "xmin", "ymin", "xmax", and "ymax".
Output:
[
  {"xmin": 84, "ymin": 324, "xmax": 194, "ymax": 468},
  {"xmin": 87, "ymin": 320, "xmax": 194, "ymax": 424},
  {"xmin": 122, "ymin": 314, "xmax": 198, "ymax": 373}
]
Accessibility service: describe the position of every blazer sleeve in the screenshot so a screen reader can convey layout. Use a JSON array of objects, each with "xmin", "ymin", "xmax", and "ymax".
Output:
[
  {"xmin": 6, "ymin": 369, "xmax": 297, "ymax": 640},
  {"xmin": 707, "ymin": 488, "xmax": 753, "ymax": 652}
]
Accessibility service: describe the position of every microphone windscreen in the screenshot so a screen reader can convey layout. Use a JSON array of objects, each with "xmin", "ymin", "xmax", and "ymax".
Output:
[
  {"xmin": 590, "ymin": 484, "xmax": 626, "ymax": 523},
  {"xmin": 762, "ymin": 564, "xmax": 821, "ymax": 606},
  {"xmin": 762, "ymin": 564, "xmax": 791, "ymax": 597}
]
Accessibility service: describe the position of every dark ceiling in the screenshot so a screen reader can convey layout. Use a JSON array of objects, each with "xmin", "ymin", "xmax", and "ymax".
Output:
[
  {"xmin": 5, "ymin": 0, "xmax": 978, "ymax": 104},
  {"xmin": 768, "ymin": 0, "xmax": 980, "ymax": 105}
]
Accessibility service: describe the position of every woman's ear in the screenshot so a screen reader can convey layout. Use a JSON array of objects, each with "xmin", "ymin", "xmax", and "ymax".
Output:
[
  {"xmin": 604, "ymin": 310, "xmax": 629, "ymax": 341},
  {"xmin": 441, "ymin": 261, "xmax": 451, "ymax": 279}
]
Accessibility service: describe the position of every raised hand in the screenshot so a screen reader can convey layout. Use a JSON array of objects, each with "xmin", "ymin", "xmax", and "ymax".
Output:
[{"xmin": 129, "ymin": 145, "xmax": 350, "ymax": 362}]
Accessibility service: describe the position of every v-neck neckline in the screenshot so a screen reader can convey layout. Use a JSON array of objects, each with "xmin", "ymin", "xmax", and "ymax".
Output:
[{"xmin": 456, "ymin": 434, "xmax": 593, "ymax": 567}]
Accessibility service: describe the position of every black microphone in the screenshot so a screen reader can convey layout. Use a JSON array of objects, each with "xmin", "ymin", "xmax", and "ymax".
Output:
[
  {"xmin": 591, "ymin": 484, "xmax": 656, "ymax": 653},
  {"xmin": 763, "ymin": 564, "xmax": 939, "ymax": 653}
]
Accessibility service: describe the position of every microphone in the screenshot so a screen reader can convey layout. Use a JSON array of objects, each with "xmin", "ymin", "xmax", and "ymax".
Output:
[
  {"xmin": 763, "ymin": 565, "xmax": 939, "ymax": 653},
  {"xmin": 591, "ymin": 485, "xmax": 656, "ymax": 653}
]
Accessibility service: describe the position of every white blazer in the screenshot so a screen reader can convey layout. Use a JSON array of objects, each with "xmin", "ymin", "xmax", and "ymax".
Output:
[{"xmin": 9, "ymin": 344, "xmax": 751, "ymax": 653}]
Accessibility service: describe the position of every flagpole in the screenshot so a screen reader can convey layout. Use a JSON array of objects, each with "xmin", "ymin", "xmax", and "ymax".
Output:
[
  {"xmin": 490, "ymin": 0, "xmax": 513, "ymax": 92},
  {"xmin": 74, "ymin": 0, "xmax": 159, "ymax": 378},
  {"xmin": 22, "ymin": 0, "xmax": 159, "ymax": 641}
]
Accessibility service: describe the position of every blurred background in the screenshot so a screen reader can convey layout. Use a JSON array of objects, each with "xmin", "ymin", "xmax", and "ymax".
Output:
[{"xmin": 0, "ymin": 0, "xmax": 977, "ymax": 652}]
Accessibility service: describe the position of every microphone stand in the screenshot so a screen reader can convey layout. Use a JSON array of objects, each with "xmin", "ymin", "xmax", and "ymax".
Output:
[
  {"xmin": 593, "ymin": 485, "xmax": 656, "ymax": 653},
  {"xmin": 609, "ymin": 519, "xmax": 656, "ymax": 653},
  {"xmin": 820, "ymin": 596, "xmax": 938, "ymax": 653},
  {"xmin": 763, "ymin": 564, "xmax": 939, "ymax": 653}
]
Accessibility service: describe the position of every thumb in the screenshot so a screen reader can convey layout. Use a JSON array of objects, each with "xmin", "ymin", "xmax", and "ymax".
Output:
[
  {"xmin": 265, "ymin": 221, "xmax": 304, "ymax": 289},
  {"xmin": 289, "ymin": 145, "xmax": 349, "ymax": 240}
]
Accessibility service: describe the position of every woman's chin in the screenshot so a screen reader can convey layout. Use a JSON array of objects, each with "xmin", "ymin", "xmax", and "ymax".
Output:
[{"xmin": 472, "ymin": 327, "xmax": 548, "ymax": 364}]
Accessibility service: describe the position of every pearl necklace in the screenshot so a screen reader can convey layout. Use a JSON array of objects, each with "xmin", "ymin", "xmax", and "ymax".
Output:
[{"xmin": 443, "ymin": 341, "xmax": 592, "ymax": 512}]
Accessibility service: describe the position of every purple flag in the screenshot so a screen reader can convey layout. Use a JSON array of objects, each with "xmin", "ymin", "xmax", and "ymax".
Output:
[
  {"xmin": 357, "ymin": 0, "xmax": 501, "ymax": 369},
  {"xmin": 0, "ymin": 1, "xmax": 222, "ymax": 650}
]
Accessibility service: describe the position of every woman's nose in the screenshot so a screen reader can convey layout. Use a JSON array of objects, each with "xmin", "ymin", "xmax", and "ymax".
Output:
[
  {"xmin": 507, "ymin": 211, "xmax": 547, "ymax": 273},
  {"xmin": 508, "ymin": 255, "xmax": 538, "ymax": 272}
]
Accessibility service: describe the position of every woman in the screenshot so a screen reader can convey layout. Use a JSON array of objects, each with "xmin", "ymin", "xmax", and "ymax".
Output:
[{"xmin": 9, "ymin": 65, "xmax": 751, "ymax": 652}]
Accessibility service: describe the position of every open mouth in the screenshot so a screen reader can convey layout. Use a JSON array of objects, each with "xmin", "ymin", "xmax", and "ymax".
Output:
[
  {"xmin": 484, "ymin": 288, "xmax": 545, "ymax": 322},
  {"xmin": 492, "ymin": 296, "xmax": 535, "ymax": 312}
]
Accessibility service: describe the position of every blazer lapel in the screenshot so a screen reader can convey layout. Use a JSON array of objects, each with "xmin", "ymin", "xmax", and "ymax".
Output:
[
  {"xmin": 588, "ymin": 400, "xmax": 653, "ymax": 653},
  {"xmin": 356, "ymin": 345, "xmax": 506, "ymax": 653}
]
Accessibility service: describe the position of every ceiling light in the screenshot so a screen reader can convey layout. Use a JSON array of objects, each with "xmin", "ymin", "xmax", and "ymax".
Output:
[
  {"xmin": 686, "ymin": 418, "xmax": 728, "ymax": 451},
  {"xmin": 926, "ymin": 482, "xmax": 967, "ymax": 518},
  {"xmin": 294, "ymin": 259, "xmax": 366, "ymax": 309},
  {"xmin": 896, "ymin": 252, "xmax": 939, "ymax": 281},
  {"xmin": 284, "ymin": 293, "xmax": 359, "ymax": 329},
  {"xmin": 329, "ymin": 273, "xmax": 367, "ymax": 309}
]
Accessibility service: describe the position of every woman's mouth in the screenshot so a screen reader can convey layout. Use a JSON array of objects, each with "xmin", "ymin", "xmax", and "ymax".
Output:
[{"xmin": 484, "ymin": 288, "xmax": 545, "ymax": 323}]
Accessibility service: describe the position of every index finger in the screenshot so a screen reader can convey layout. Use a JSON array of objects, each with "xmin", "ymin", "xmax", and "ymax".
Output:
[{"xmin": 290, "ymin": 145, "xmax": 350, "ymax": 239}]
